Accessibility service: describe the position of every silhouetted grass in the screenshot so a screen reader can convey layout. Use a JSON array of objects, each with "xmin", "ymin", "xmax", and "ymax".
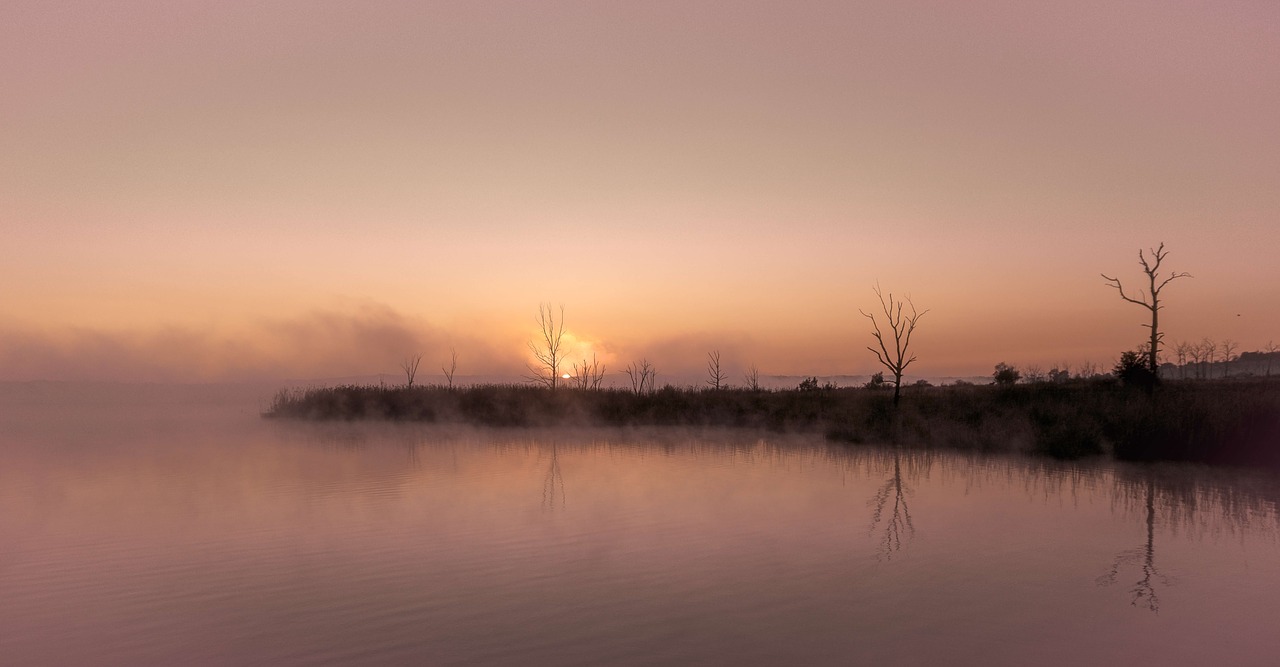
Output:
[{"xmin": 264, "ymin": 379, "xmax": 1280, "ymax": 468}]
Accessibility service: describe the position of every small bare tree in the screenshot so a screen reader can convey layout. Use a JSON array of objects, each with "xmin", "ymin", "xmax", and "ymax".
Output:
[
  {"xmin": 1102, "ymin": 243, "xmax": 1191, "ymax": 377},
  {"xmin": 743, "ymin": 364, "xmax": 761, "ymax": 391},
  {"xmin": 1220, "ymin": 339, "xmax": 1239, "ymax": 378},
  {"xmin": 624, "ymin": 359, "xmax": 656, "ymax": 394},
  {"xmin": 441, "ymin": 347, "xmax": 457, "ymax": 389},
  {"xmin": 526, "ymin": 303, "xmax": 567, "ymax": 391},
  {"xmin": 400, "ymin": 353, "xmax": 422, "ymax": 387},
  {"xmin": 861, "ymin": 284, "xmax": 928, "ymax": 407},
  {"xmin": 1173, "ymin": 341, "xmax": 1190, "ymax": 380},
  {"xmin": 1265, "ymin": 340, "xmax": 1279, "ymax": 377},
  {"xmin": 1202, "ymin": 337, "xmax": 1217, "ymax": 379},
  {"xmin": 706, "ymin": 350, "xmax": 727, "ymax": 390},
  {"xmin": 1187, "ymin": 341, "xmax": 1206, "ymax": 380},
  {"xmin": 571, "ymin": 354, "xmax": 607, "ymax": 390}
]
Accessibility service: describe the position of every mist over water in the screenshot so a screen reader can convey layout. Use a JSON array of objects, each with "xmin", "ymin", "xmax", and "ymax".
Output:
[{"xmin": 3, "ymin": 383, "xmax": 1279, "ymax": 666}]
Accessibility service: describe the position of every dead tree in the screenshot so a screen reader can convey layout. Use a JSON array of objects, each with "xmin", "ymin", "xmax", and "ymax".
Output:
[
  {"xmin": 705, "ymin": 350, "xmax": 727, "ymax": 390},
  {"xmin": 1265, "ymin": 341, "xmax": 1278, "ymax": 377},
  {"xmin": 861, "ymin": 284, "xmax": 928, "ymax": 407},
  {"xmin": 1202, "ymin": 337, "xmax": 1216, "ymax": 379},
  {"xmin": 743, "ymin": 364, "xmax": 761, "ymax": 391},
  {"xmin": 1102, "ymin": 243, "xmax": 1191, "ymax": 377},
  {"xmin": 1173, "ymin": 341, "xmax": 1190, "ymax": 380},
  {"xmin": 571, "ymin": 354, "xmax": 607, "ymax": 390},
  {"xmin": 1220, "ymin": 340, "xmax": 1239, "ymax": 378},
  {"xmin": 400, "ymin": 353, "xmax": 422, "ymax": 387},
  {"xmin": 624, "ymin": 359, "xmax": 656, "ymax": 394},
  {"xmin": 526, "ymin": 303, "xmax": 567, "ymax": 390},
  {"xmin": 441, "ymin": 347, "xmax": 457, "ymax": 389}
]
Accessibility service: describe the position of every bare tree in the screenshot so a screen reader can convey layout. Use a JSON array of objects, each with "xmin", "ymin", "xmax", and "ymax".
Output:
[
  {"xmin": 623, "ymin": 359, "xmax": 656, "ymax": 394},
  {"xmin": 571, "ymin": 354, "xmax": 607, "ymax": 390},
  {"xmin": 1265, "ymin": 340, "xmax": 1279, "ymax": 377},
  {"xmin": 526, "ymin": 303, "xmax": 568, "ymax": 390},
  {"xmin": 1220, "ymin": 339, "xmax": 1239, "ymax": 378},
  {"xmin": 441, "ymin": 347, "xmax": 457, "ymax": 389},
  {"xmin": 1202, "ymin": 337, "xmax": 1216, "ymax": 379},
  {"xmin": 1187, "ymin": 341, "xmax": 1205, "ymax": 380},
  {"xmin": 400, "ymin": 353, "xmax": 422, "ymax": 387},
  {"xmin": 705, "ymin": 350, "xmax": 727, "ymax": 390},
  {"xmin": 1024, "ymin": 364, "xmax": 1045, "ymax": 384},
  {"xmin": 743, "ymin": 364, "xmax": 761, "ymax": 391},
  {"xmin": 1173, "ymin": 341, "xmax": 1190, "ymax": 380},
  {"xmin": 1102, "ymin": 243, "xmax": 1191, "ymax": 377},
  {"xmin": 861, "ymin": 284, "xmax": 928, "ymax": 407}
]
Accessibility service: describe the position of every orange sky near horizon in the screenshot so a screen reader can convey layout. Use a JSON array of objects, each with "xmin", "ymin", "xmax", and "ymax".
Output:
[{"xmin": 2, "ymin": 1, "xmax": 1277, "ymax": 383}]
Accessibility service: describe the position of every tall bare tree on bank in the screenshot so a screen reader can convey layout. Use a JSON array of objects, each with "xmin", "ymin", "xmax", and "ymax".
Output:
[
  {"xmin": 1265, "ymin": 341, "xmax": 1279, "ymax": 377},
  {"xmin": 400, "ymin": 353, "xmax": 422, "ymax": 387},
  {"xmin": 1102, "ymin": 243, "xmax": 1191, "ymax": 378},
  {"xmin": 441, "ymin": 347, "xmax": 457, "ymax": 389},
  {"xmin": 743, "ymin": 364, "xmax": 761, "ymax": 391},
  {"xmin": 705, "ymin": 350, "xmax": 726, "ymax": 390},
  {"xmin": 526, "ymin": 303, "xmax": 567, "ymax": 391},
  {"xmin": 861, "ymin": 284, "xmax": 928, "ymax": 407}
]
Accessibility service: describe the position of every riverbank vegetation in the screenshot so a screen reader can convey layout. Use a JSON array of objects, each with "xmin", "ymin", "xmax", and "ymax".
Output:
[{"xmin": 264, "ymin": 376, "xmax": 1280, "ymax": 468}]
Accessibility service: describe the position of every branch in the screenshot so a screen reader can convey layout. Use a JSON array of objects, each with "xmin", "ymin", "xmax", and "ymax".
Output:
[{"xmin": 1101, "ymin": 274, "xmax": 1153, "ymax": 308}]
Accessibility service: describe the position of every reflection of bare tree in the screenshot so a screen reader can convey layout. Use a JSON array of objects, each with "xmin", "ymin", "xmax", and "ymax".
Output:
[
  {"xmin": 1098, "ymin": 475, "xmax": 1170, "ymax": 612},
  {"xmin": 542, "ymin": 443, "xmax": 566, "ymax": 511},
  {"xmin": 868, "ymin": 447, "xmax": 914, "ymax": 560}
]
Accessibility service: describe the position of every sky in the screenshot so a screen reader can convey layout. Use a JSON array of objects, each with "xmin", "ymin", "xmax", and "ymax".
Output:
[{"xmin": 2, "ymin": 0, "xmax": 1278, "ymax": 383}]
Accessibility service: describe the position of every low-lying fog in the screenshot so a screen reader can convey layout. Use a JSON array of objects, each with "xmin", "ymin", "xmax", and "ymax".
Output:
[{"xmin": 3, "ymin": 382, "xmax": 1279, "ymax": 666}]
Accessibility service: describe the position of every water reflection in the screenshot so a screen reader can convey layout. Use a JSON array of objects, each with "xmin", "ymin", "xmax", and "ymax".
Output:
[
  {"xmin": 868, "ymin": 447, "xmax": 915, "ymax": 561},
  {"xmin": 542, "ymin": 442, "xmax": 567, "ymax": 511},
  {"xmin": 7, "ymin": 393, "xmax": 1280, "ymax": 666},
  {"xmin": 1099, "ymin": 473, "xmax": 1170, "ymax": 612}
]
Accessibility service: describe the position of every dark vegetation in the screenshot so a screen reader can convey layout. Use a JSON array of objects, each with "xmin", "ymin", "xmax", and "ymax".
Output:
[
  {"xmin": 268, "ymin": 244, "xmax": 1280, "ymax": 468},
  {"xmin": 265, "ymin": 377, "xmax": 1280, "ymax": 469}
]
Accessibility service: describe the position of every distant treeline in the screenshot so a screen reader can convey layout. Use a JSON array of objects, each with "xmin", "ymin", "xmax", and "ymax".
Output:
[{"xmin": 265, "ymin": 378, "xmax": 1280, "ymax": 468}]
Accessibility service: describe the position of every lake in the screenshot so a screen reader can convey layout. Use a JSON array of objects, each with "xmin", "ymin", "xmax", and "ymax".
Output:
[{"xmin": 2, "ymin": 383, "xmax": 1279, "ymax": 665}]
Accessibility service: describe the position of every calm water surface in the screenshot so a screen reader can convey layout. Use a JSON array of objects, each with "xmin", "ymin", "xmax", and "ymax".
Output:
[{"xmin": 2, "ymin": 384, "xmax": 1279, "ymax": 665}]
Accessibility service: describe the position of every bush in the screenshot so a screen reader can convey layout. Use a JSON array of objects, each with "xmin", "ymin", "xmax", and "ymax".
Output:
[{"xmin": 993, "ymin": 362, "xmax": 1021, "ymax": 386}]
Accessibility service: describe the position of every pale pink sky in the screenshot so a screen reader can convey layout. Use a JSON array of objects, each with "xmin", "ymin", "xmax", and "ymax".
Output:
[{"xmin": 2, "ymin": 1, "xmax": 1277, "ymax": 382}]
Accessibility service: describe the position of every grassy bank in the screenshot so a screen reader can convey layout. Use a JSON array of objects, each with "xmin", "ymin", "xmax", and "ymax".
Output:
[{"xmin": 264, "ymin": 379, "xmax": 1280, "ymax": 467}]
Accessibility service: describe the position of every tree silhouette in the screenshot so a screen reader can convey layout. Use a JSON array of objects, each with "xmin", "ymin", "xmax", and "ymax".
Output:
[
  {"xmin": 1102, "ymin": 243, "xmax": 1191, "ymax": 377},
  {"xmin": 624, "ymin": 359, "xmax": 656, "ymax": 394},
  {"xmin": 400, "ymin": 353, "xmax": 422, "ymax": 387},
  {"xmin": 861, "ymin": 284, "xmax": 928, "ymax": 407},
  {"xmin": 441, "ymin": 347, "xmax": 457, "ymax": 389},
  {"xmin": 571, "ymin": 353, "xmax": 606, "ymax": 390},
  {"xmin": 526, "ymin": 303, "xmax": 567, "ymax": 390},
  {"xmin": 706, "ymin": 350, "xmax": 727, "ymax": 390}
]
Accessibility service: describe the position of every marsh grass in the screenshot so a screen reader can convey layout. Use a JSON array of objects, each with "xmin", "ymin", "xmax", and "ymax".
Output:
[{"xmin": 265, "ymin": 379, "xmax": 1280, "ymax": 467}]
